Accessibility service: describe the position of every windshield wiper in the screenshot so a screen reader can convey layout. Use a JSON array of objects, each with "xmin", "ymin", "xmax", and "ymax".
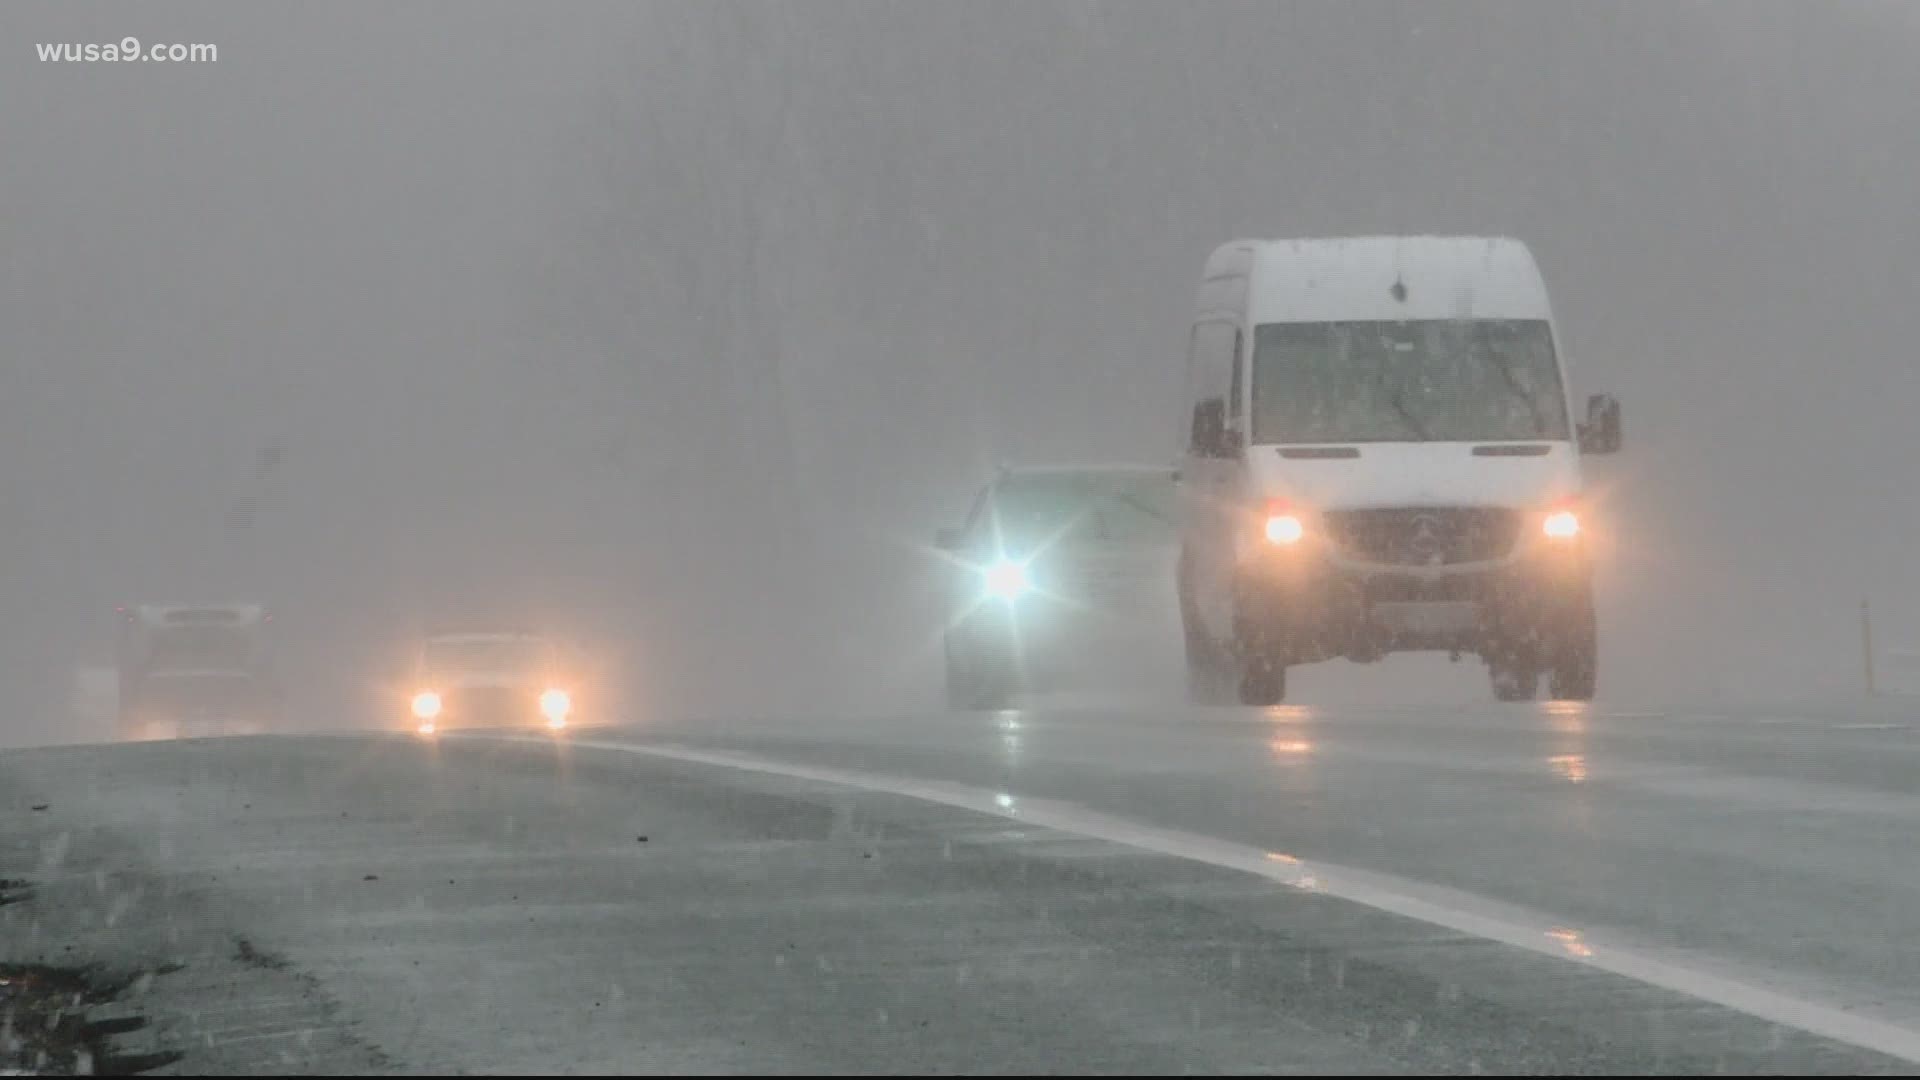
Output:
[
  {"xmin": 1366, "ymin": 355, "xmax": 1430, "ymax": 441},
  {"xmin": 1386, "ymin": 386, "xmax": 1431, "ymax": 441},
  {"xmin": 1483, "ymin": 352, "xmax": 1549, "ymax": 436}
]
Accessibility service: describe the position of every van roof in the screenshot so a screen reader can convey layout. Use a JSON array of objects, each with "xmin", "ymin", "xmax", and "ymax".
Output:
[{"xmin": 1208, "ymin": 236, "xmax": 1551, "ymax": 324}]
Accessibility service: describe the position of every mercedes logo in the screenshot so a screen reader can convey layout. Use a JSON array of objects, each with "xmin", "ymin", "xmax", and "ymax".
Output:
[{"xmin": 1408, "ymin": 513, "xmax": 1446, "ymax": 564}]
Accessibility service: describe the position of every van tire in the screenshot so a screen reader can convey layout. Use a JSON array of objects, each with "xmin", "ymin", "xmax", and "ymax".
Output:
[
  {"xmin": 1545, "ymin": 585, "xmax": 1599, "ymax": 702},
  {"xmin": 1547, "ymin": 622, "xmax": 1598, "ymax": 702},
  {"xmin": 1490, "ymin": 663, "xmax": 1538, "ymax": 702},
  {"xmin": 1237, "ymin": 657, "xmax": 1287, "ymax": 706},
  {"xmin": 1548, "ymin": 656, "xmax": 1595, "ymax": 702}
]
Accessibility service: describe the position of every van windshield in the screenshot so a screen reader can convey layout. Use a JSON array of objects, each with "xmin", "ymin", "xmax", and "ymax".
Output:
[{"xmin": 1250, "ymin": 319, "xmax": 1568, "ymax": 443}]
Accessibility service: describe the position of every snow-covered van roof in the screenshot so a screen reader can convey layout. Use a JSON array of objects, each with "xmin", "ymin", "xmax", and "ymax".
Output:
[{"xmin": 1206, "ymin": 236, "xmax": 1552, "ymax": 325}]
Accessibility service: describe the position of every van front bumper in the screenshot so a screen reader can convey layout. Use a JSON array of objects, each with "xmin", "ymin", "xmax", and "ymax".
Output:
[{"xmin": 1234, "ymin": 543, "xmax": 1592, "ymax": 663}]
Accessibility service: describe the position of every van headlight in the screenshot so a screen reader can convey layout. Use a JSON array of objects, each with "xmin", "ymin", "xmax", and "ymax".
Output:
[
  {"xmin": 1262, "ymin": 500, "xmax": 1307, "ymax": 545},
  {"xmin": 1264, "ymin": 513, "xmax": 1306, "ymax": 545},
  {"xmin": 1542, "ymin": 509, "xmax": 1580, "ymax": 540},
  {"xmin": 540, "ymin": 688, "xmax": 572, "ymax": 723},
  {"xmin": 410, "ymin": 690, "xmax": 443, "ymax": 720}
]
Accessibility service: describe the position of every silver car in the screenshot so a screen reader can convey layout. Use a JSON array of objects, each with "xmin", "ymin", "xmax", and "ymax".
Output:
[
  {"xmin": 405, "ymin": 631, "xmax": 576, "ymax": 735},
  {"xmin": 936, "ymin": 465, "xmax": 1181, "ymax": 710}
]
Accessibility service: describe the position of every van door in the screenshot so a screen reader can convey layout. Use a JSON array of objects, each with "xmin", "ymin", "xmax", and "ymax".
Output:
[{"xmin": 1182, "ymin": 319, "xmax": 1246, "ymax": 641}]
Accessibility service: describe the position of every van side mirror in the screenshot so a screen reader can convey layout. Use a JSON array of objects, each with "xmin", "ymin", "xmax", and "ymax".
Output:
[
  {"xmin": 1191, "ymin": 398, "xmax": 1232, "ymax": 458},
  {"xmin": 1578, "ymin": 394, "xmax": 1622, "ymax": 455},
  {"xmin": 934, "ymin": 526, "xmax": 965, "ymax": 552}
]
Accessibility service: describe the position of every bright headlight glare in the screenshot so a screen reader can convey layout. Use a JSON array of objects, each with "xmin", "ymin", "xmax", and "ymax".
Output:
[
  {"xmin": 539, "ymin": 688, "xmax": 572, "ymax": 721},
  {"xmin": 1264, "ymin": 514, "xmax": 1306, "ymax": 545},
  {"xmin": 1543, "ymin": 510, "xmax": 1581, "ymax": 539},
  {"xmin": 983, "ymin": 559, "xmax": 1031, "ymax": 599},
  {"xmin": 410, "ymin": 690, "xmax": 442, "ymax": 720}
]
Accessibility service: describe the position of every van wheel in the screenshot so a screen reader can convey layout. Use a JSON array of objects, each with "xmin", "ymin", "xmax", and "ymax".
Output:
[
  {"xmin": 1489, "ymin": 662, "xmax": 1538, "ymax": 702},
  {"xmin": 1547, "ymin": 614, "xmax": 1598, "ymax": 702},
  {"xmin": 1237, "ymin": 656, "xmax": 1287, "ymax": 707}
]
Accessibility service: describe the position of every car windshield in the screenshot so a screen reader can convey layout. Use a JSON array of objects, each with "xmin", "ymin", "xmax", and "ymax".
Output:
[
  {"xmin": 985, "ymin": 473, "xmax": 1177, "ymax": 548},
  {"xmin": 423, "ymin": 637, "xmax": 550, "ymax": 674},
  {"xmin": 1250, "ymin": 319, "xmax": 1569, "ymax": 443}
]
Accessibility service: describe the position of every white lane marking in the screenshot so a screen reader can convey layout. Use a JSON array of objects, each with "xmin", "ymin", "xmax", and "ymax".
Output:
[
  {"xmin": 206, "ymin": 1027, "xmax": 320, "ymax": 1047},
  {"xmin": 460, "ymin": 733, "xmax": 1920, "ymax": 1064},
  {"xmin": 1670, "ymin": 712, "xmax": 1777, "ymax": 724},
  {"xmin": 1834, "ymin": 723, "xmax": 1909, "ymax": 731}
]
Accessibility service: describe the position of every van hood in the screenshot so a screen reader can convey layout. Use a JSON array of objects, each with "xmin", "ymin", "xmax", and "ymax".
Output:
[{"xmin": 1246, "ymin": 441, "xmax": 1581, "ymax": 511}]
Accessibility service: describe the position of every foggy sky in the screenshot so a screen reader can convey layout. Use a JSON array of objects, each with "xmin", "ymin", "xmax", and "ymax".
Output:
[{"xmin": 4, "ymin": 2, "xmax": 1918, "ymax": 744}]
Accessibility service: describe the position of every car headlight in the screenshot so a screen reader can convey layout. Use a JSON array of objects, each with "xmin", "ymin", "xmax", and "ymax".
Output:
[
  {"xmin": 410, "ymin": 690, "xmax": 443, "ymax": 720},
  {"xmin": 1542, "ymin": 509, "xmax": 1580, "ymax": 539},
  {"xmin": 540, "ymin": 688, "xmax": 572, "ymax": 724},
  {"xmin": 982, "ymin": 559, "xmax": 1032, "ymax": 600}
]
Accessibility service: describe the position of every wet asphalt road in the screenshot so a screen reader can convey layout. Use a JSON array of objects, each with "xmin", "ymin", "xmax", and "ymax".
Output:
[{"xmin": 3, "ymin": 698, "xmax": 1920, "ymax": 1074}]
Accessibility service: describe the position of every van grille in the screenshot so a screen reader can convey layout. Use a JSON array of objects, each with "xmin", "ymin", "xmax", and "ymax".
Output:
[{"xmin": 1323, "ymin": 508, "xmax": 1519, "ymax": 566}]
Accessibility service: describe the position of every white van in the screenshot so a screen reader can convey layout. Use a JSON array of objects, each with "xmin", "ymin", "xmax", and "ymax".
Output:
[
  {"xmin": 1176, "ymin": 237, "xmax": 1621, "ymax": 705},
  {"xmin": 114, "ymin": 603, "xmax": 280, "ymax": 739}
]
